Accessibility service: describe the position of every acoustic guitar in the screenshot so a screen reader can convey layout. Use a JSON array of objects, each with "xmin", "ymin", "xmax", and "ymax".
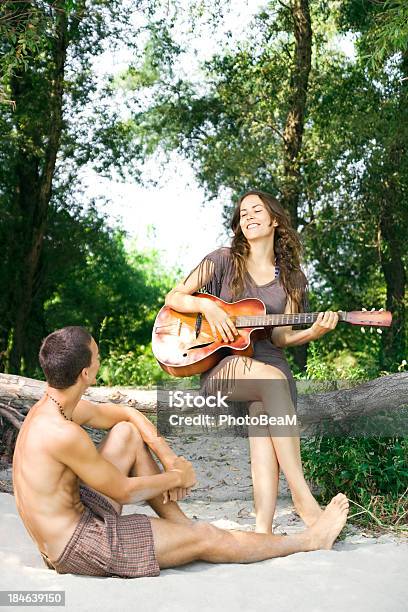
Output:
[{"xmin": 152, "ymin": 292, "xmax": 392, "ymax": 377}]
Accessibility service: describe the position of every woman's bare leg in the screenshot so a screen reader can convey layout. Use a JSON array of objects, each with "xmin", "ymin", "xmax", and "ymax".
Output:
[
  {"xmin": 150, "ymin": 493, "xmax": 349, "ymax": 568},
  {"xmin": 207, "ymin": 356, "xmax": 323, "ymax": 527},
  {"xmin": 248, "ymin": 401, "xmax": 280, "ymax": 533},
  {"xmin": 269, "ymin": 425, "xmax": 323, "ymax": 526}
]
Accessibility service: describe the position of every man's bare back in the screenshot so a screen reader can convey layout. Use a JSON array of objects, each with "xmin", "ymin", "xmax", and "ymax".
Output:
[{"xmin": 13, "ymin": 398, "xmax": 87, "ymax": 561}]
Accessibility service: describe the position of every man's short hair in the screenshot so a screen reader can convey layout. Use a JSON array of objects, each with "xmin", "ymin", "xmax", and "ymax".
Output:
[{"xmin": 39, "ymin": 326, "xmax": 93, "ymax": 389}]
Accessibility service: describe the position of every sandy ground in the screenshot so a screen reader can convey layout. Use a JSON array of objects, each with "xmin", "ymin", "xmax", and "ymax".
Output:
[{"xmin": 1, "ymin": 433, "xmax": 407, "ymax": 612}]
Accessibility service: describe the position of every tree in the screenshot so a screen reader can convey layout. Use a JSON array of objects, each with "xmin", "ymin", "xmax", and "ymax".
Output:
[
  {"xmin": 333, "ymin": 0, "xmax": 408, "ymax": 368},
  {"xmin": 0, "ymin": 0, "xmax": 144, "ymax": 373},
  {"xmin": 122, "ymin": 0, "xmax": 407, "ymax": 371}
]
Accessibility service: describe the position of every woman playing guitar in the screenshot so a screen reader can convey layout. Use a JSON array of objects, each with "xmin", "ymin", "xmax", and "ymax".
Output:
[{"xmin": 164, "ymin": 189, "xmax": 342, "ymax": 533}]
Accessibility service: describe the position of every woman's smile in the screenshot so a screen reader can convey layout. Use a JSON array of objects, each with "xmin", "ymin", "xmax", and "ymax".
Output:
[{"xmin": 239, "ymin": 194, "xmax": 278, "ymax": 239}]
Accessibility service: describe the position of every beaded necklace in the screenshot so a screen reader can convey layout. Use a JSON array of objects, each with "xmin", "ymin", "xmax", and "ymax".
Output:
[{"xmin": 45, "ymin": 391, "xmax": 72, "ymax": 421}]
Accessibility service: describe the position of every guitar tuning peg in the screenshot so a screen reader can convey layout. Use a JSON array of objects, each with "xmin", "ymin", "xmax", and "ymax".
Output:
[
  {"xmin": 379, "ymin": 308, "xmax": 384, "ymax": 312},
  {"xmin": 361, "ymin": 327, "xmax": 366, "ymax": 333},
  {"xmin": 362, "ymin": 307, "xmax": 367, "ymax": 311},
  {"xmin": 370, "ymin": 326, "xmax": 373, "ymax": 333},
  {"xmin": 377, "ymin": 328, "xmax": 383, "ymax": 334},
  {"xmin": 371, "ymin": 307, "xmax": 375, "ymax": 311}
]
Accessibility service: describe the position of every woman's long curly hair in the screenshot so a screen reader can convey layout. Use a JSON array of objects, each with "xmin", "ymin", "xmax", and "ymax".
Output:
[{"xmin": 229, "ymin": 190, "xmax": 309, "ymax": 312}]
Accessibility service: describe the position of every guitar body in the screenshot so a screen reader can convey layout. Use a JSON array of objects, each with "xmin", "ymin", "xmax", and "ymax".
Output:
[
  {"xmin": 152, "ymin": 292, "xmax": 392, "ymax": 378},
  {"xmin": 152, "ymin": 293, "xmax": 266, "ymax": 377}
]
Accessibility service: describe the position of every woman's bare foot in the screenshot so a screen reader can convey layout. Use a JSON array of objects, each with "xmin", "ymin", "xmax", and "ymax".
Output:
[
  {"xmin": 301, "ymin": 493, "xmax": 349, "ymax": 551},
  {"xmin": 291, "ymin": 490, "xmax": 323, "ymax": 527}
]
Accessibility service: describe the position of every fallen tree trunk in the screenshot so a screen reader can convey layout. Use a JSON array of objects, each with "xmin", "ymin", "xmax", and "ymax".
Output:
[
  {"xmin": 0, "ymin": 373, "xmax": 157, "ymax": 463},
  {"xmin": 1, "ymin": 372, "xmax": 407, "ymax": 462},
  {"xmin": 297, "ymin": 374, "xmax": 408, "ymax": 436},
  {"xmin": 0, "ymin": 373, "xmax": 158, "ymax": 414}
]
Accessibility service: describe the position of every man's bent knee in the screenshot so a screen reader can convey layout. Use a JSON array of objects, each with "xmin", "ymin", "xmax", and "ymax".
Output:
[
  {"xmin": 110, "ymin": 421, "xmax": 144, "ymax": 448},
  {"xmin": 103, "ymin": 421, "xmax": 144, "ymax": 454}
]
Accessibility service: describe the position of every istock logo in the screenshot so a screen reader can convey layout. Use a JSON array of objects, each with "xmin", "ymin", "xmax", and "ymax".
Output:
[{"xmin": 168, "ymin": 390, "xmax": 229, "ymax": 408}]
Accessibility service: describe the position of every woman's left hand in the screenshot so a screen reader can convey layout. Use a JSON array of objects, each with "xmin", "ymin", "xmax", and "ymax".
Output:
[{"xmin": 309, "ymin": 311, "xmax": 339, "ymax": 340}]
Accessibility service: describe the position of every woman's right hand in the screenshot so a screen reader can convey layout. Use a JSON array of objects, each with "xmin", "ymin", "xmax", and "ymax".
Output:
[{"xmin": 201, "ymin": 299, "xmax": 238, "ymax": 342}]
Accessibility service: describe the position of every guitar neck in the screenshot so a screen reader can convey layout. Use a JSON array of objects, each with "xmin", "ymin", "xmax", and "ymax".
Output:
[{"xmin": 235, "ymin": 312, "xmax": 347, "ymax": 328}]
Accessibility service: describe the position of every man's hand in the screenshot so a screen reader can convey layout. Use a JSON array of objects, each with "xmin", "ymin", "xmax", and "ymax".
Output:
[
  {"xmin": 161, "ymin": 456, "xmax": 196, "ymax": 504},
  {"xmin": 310, "ymin": 311, "xmax": 339, "ymax": 340},
  {"xmin": 168, "ymin": 456, "xmax": 196, "ymax": 486},
  {"xmin": 162, "ymin": 487, "xmax": 192, "ymax": 504}
]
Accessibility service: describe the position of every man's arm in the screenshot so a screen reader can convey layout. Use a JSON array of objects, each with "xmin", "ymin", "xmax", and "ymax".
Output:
[
  {"xmin": 74, "ymin": 399, "xmax": 178, "ymax": 469},
  {"xmin": 51, "ymin": 425, "xmax": 193, "ymax": 504}
]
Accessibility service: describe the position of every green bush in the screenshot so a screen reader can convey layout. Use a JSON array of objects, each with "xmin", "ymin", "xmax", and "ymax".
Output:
[
  {"xmin": 301, "ymin": 436, "xmax": 408, "ymax": 530},
  {"xmin": 297, "ymin": 344, "xmax": 408, "ymax": 531},
  {"xmin": 97, "ymin": 344, "xmax": 171, "ymax": 388}
]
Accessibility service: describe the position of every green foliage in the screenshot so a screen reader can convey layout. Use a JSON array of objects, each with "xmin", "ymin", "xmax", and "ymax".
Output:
[
  {"xmin": 1, "ymin": 1, "xmax": 406, "ymax": 388},
  {"xmin": 97, "ymin": 345, "xmax": 170, "ymax": 387},
  {"xmin": 338, "ymin": 0, "xmax": 408, "ymax": 68},
  {"xmin": 297, "ymin": 343, "xmax": 407, "ymax": 531},
  {"xmin": 0, "ymin": 0, "xmax": 155, "ymax": 372},
  {"xmin": 0, "ymin": 1, "xmax": 51, "ymax": 103},
  {"xmin": 123, "ymin": 0, "xmax": 407, "ymax": 372},
  {"xmin": 39, "ymin": 213, "xmax": 179, "ymax": 374},
  {"xmin": 301, "ymin": 435, "xmax": 408, "ymax": 530},
  {"xmin": 295, "ymin": 341, "xmax": 373, "ymax": 381}
]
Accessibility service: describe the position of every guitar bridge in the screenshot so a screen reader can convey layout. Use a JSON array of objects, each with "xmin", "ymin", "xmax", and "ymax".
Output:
[{"xmin": 154, "ymin": 319, "xmax": 182, "ymax": 335}]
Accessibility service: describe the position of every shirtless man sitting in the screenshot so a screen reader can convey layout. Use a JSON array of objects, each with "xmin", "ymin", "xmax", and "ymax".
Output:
[{"xmin": 13, "ymin": 325, "xmax": 349, "ymax": 578}]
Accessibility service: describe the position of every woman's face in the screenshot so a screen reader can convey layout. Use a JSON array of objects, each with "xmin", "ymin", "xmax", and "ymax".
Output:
[{"xmin": 239, "ymin": 195, "xmax": 278, "ymax": 240}]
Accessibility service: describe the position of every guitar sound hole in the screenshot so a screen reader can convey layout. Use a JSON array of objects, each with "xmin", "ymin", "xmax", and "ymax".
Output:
[{"xmin": 188, "ymin": 342, "xmax": 214, "ymax": 350}]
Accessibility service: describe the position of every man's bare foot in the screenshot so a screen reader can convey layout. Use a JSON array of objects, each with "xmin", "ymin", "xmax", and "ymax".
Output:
[
  {"xmin": 292, "ymin": 490, "xmax": 323, "ymax": 527},
  {"xmin": 301, "ymin": 493, "xmax": 349, "ymax": 551}
]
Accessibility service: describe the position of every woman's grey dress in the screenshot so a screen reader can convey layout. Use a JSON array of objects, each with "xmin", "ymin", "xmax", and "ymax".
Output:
[{"xmin": 182, "ymin": 247, "xmax": 304, "ymax": 428}]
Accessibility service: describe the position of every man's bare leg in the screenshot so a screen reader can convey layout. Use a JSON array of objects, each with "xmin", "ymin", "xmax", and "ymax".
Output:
[
  {"xmin": 150, "ymin": 493, "xmax": 349, "ymax": 568},
  {"xmin": 83, "ymin": 422, "xmax": 190, "ymax": 523},
  {"xmin": 128, "ymin": 428, "xmax": 192, "ymax": 524}
]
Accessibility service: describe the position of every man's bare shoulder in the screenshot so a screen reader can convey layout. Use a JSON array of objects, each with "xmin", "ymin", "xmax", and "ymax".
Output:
[
  {"xmin": 24, "ymin": 403, "xmax": 99, "ymax": 468},
  {"xmin": 14, "ymin": 409, "xmax": 85, "ymax": 483},
  {"xmin": 44, "ymin": 419, "xmax": 93, "ymax": 462},
  {"xmin": 20, "ymin": 403, "xmax": 71, "ymax": 447}
]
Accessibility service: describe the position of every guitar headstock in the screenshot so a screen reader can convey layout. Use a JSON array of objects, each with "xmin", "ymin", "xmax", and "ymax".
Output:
[{"xmin": 346, "ymin": 308, "xmax": 392, "ymax": 333}]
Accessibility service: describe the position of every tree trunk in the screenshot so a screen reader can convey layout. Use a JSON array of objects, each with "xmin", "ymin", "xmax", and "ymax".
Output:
[
  {"xmin": 0, "ymin": 374, "xmax": 158, "ymax": 464},
  {"xmin": 280, "ymin": 0, "xmax": 313, "ymax": 371},
  {"xmin": 379, "ymin": 198, "xmax": 406, "ymax": 371},
  {"xmin": 378, "ymin": 50, "xmax": 408, "ymax": 371},
  {"xmin": 0, "ymin": 373, "xmax": 158, "ymax": 415},
  {"xmin": 281, "ymin": 0, "xmax": 312, "ymax": 226},
  {"xmin": 1, "ymin": 373, "xmax": 407, "ymax": 463},
  {"xmin": 8, "ymin": 4, "xmax": 68, "ymax": 374}
]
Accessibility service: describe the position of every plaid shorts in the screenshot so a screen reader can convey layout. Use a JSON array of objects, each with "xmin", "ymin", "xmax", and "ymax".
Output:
[{"xmin": 40, "ymin": 485, "xmax": 160, "ymax": 578}]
